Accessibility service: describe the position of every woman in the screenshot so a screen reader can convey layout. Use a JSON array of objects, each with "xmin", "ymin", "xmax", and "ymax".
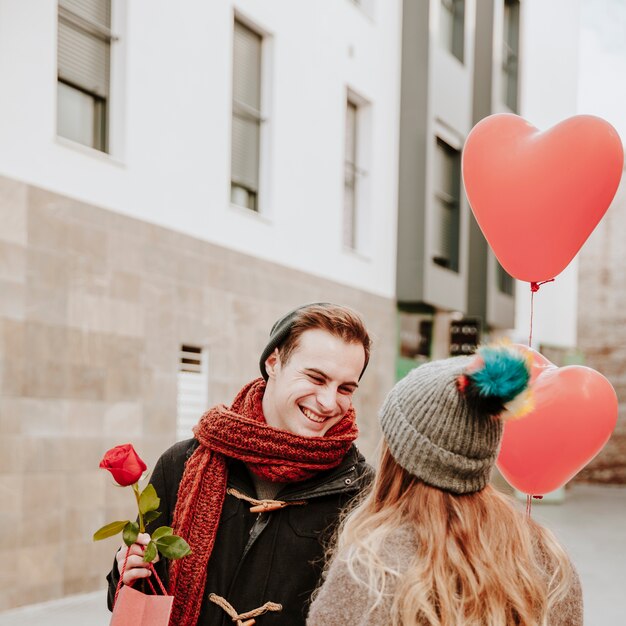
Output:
[{"xmin": 307, "ymin": 345, "xmax": 582, "ymax": 626}]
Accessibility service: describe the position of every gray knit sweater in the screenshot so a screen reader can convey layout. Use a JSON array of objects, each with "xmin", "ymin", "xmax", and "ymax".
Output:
[{"xmin": 307, "ymin": 526, "xmax": 583, "ymax": 625}]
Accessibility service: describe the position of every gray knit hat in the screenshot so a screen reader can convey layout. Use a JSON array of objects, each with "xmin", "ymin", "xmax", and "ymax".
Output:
[{"xmin": 379, "ymin": 346, "xmax": 531, "ymax": 494}]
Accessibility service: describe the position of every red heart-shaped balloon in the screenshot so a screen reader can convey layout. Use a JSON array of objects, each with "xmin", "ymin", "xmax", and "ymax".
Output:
[
  {"xmin": 463, "ymin": 114, "xmax": 623, "ymax": 282},
  {"xmin": 497, "ymin": 345, "xmax": 618, "ymax": 495}
]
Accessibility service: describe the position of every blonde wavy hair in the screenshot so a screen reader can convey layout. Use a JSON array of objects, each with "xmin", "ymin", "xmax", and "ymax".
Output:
[{"xmin": 330, "ymin": 444, "xmax": 575, "ymax": 626}]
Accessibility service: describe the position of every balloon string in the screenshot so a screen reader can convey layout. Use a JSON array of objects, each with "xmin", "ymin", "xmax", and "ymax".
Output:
[
  {"xmin": 526, "ymin": 494, "xmax": 543, "ymax": 517},
  {"xmin": 526, "ymin": 279, "xmax": 554, "ymax": 517},
  {"xmin": 528, "ymin": 280, "xmax": 555, "ymax": 346},
  {"xmin": 529, "ymin": 290, "xmax": 535, "ymax": 347}
]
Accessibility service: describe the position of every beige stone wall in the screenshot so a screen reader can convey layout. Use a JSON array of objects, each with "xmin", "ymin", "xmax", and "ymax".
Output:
[
  {"xmin": 0, "ymin": 176, "xmax": 395, "ymax": 610},
  {"xmin": 577, "ymin": 171, "xmax": 626, "ymax": 484}
]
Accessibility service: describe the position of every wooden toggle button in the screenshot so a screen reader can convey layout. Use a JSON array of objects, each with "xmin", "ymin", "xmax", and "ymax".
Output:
[{"xmin": 249, "ymin": 501, "xmax": 286, "ymax": 514}]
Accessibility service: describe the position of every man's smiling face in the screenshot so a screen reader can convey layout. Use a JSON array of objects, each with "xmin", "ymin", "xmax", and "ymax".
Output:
[{"xmin": 262, "ymin": 328, "xmax": 365, "ymax": 437}]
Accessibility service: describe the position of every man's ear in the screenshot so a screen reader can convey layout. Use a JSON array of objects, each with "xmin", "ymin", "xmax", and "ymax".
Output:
[{"xmin": 265, "ymin": 348, "xmax": 281, "ymax": 379}]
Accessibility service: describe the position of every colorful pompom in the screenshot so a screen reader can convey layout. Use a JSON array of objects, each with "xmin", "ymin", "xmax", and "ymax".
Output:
[
  {"xmin": 461, "ymin": 345, "xmax": 532, "ymax": 418},
  {"xmin": 456, "ymin": 374, "xmax": 469, "ymax": 394},
  {"xmin": 502, "ymin": 387, "xmax": 535, "ymax": 420},
  {"xmin": 469, "ymin": 346, "xmax": 530, "ymax": 402}
]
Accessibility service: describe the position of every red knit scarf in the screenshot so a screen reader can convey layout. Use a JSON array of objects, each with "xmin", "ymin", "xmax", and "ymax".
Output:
[{"xmin": 168, "ymin": 377, "xmax": 358, "ymax": 626}]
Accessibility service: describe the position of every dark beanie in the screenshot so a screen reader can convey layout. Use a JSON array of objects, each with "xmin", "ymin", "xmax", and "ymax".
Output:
[{"xmin": 259, "ymin": 303, "xmax": 332, "ymax": 381}]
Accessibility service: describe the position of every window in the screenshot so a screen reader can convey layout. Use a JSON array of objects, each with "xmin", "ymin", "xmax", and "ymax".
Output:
[
  {"xmin": 343, "ymin": 96, "xmax": 369, "ymax": 251},
  {"xmin": 433, "ymin": 138, "xmax": 461, "ymax": 273},
  {"xmin": 177, "ymin": 345, "xmax": 209, "ymax": 441},
  {"xmin": 399, "ymin": 312, "xmax": 433, "ymax": 359},
  {"xmin": 231, "ymin": 19, "xmax": 264, "ymax": 212},
  {"xmin": 497, "ymin": 261, "xmax": 514, "ymax": 295},
  {"xmin": 449, "ymin": 318, "xmax": 480, "ymax": 356},
  {"xmin": 502, "ymin": 0, "xmax": 520, "ymax": 111},
  {"xmin": 344, "ymin": 101, "xmax": 358, "ymax": 249},
  {"xmin": 440, "ymin": 0, "xmax": 465, "ymax": 63},
  {"xmin": 57, "ymin": 0, "xmax": 115, "ymax": 152}
]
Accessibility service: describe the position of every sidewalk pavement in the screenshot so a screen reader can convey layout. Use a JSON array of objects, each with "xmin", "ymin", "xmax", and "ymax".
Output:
[
  {"xmin": 532, "ymin": 483, "xmax": 626, "ymax": 625},
  {"xmin": 0, "ymin": 591, "xmax": 110, "ymax": 626},
  {"xmin": 0, "ymin": 483, "xmax": 624, "ymax": 626}
]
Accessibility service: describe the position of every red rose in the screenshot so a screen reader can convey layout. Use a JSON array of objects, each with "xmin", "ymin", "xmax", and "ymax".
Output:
[{"xmin": 99, "ymin": 443, "xmax": 147, "ymax": 486}]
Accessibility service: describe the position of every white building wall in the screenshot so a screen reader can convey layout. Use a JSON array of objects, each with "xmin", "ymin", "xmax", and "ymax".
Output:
[
  {"xmin": 578, "ymin": 0, "xmax": 626, "ymax": 148},
  {"xmin": 514, "ymin": 0, "xmax": 581, "ymax": 349},
  {"xmin": 0, "ymin": 0, "xmax": 402, "ymax": 299}
]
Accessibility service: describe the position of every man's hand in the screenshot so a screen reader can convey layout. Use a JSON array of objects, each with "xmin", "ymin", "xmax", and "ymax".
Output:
[{"xmin": 116, "ymin": 533, "xmax": 160, "ymax": 585}]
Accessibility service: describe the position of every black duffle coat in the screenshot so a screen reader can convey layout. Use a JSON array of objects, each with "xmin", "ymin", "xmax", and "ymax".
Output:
[{"xmin": 107, "ymin": 438, "xmax": 373, "ymax": 625}]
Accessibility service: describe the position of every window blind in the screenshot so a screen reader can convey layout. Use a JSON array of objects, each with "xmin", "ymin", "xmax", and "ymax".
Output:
[
  {"xmin": 58, "ymin": 0, "xmax": 112, "ymax": 98},
  {"xmin": 231, "ymin": 20, "xmax": 262, "ymax": 193},
  {"xmin": 177, "ymin": 345, "xmax": 209, "ymax": 441},
  {"xmin": 344, "ymin": 101, "xmax": 358, "ymax": 249}
]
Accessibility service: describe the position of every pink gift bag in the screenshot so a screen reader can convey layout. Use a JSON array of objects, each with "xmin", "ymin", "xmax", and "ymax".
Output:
[{"xmin": 110, "ymin": 560, "xmax": 173, "ymax": 626}]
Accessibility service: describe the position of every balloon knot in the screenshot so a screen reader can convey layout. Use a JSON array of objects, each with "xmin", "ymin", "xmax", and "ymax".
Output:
[
  {"xmin": 532, "ymin": 495, "xmax": 544, "ymax": 500},
  {"xmin": 530, "ymin": 279, "xmax": 555, "ymax": 293}
]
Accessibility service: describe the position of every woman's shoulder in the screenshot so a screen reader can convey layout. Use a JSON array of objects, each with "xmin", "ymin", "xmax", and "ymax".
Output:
[
  {"xmin": 306, "ymin": 526, "xmax": 417, "ymax": 625},
  {"xmin": 382, "ymin": 524, "xmax": 418, "ymax": 560},
  {"xmin": 529, "ymin": 524, "xmax": 584, "ymax": 626}
]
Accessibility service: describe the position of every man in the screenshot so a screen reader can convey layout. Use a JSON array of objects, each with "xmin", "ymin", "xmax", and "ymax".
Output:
[{"xmin": 107, "ymin": 303, "xmax": 373, "ymax": 625}]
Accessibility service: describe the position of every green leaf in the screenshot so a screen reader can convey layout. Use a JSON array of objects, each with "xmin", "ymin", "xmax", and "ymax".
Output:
[
  {"xmin": 155, "ymin": 534, "xmax": 192, "ymax": 560},
  {"xmin": 143, "ymin": 510, "xmax": 162, "ymax": 525},
  {"xmin": 123, "ymin": 521, "xmax": 139, "ymax": 547},
  {"xmin": 151, "ymin": 526, "xmax": 173, "ymax": 541},
  {"xmin": 143, "ymin": 540, "xmax": 157, "ymax": 563},
  {"xmin": 139, "ymin": 484, "xmax": 160, "ymax": 515},
  {"xmin": 93, "ymin": 520, "xmax": 130, "ymax": 542}
]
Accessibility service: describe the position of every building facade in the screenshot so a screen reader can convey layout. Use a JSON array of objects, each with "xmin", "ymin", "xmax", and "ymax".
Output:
[
  {"xmin": 0, "ymin": 0, "xmax": 401, "ymax": 609},
  {"xmin": 396, "ymin": 0, "xmax": 521, "ymax": 377},
  {"xmin": 575, "ymin": 0, "xmax": 626, "ymax": 483},
  {"xmin": 0, "ymin": 0, "xmax": 598, "ymax": 612},
  {"xmin": 395, "ymin": 0, "xmax": 583, "ymax": 377},
  {"xmin": 577, "ymin": 174, "xmax": 626, "ymax": 483}
]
